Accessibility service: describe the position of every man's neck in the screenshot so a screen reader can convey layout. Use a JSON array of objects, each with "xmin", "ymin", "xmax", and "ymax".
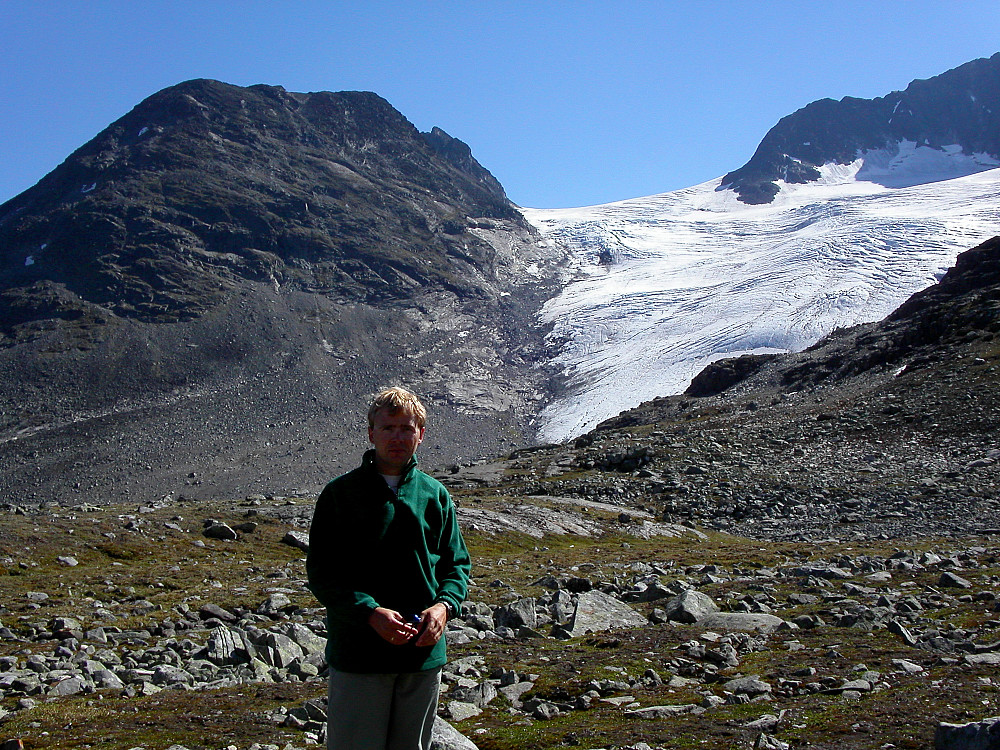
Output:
[{"xmin": 375, "ymin": 457, "xmax": 407, "ymax": 476}]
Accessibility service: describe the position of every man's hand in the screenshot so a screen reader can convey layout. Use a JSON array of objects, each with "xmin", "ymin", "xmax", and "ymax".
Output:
[
  {"xmin": 413, "ymin": 602, "xmax": 449, "ymax": 647},
  {"xmin": 368, "ymin": 607, "xmax": 419, "ymax": 645}
]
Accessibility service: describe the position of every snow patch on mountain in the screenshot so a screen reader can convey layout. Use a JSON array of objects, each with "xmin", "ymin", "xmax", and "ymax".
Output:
[
  {"xmin": 856, "ymin": 141, "xmax": 1000, "ymax": 188},
  {"xmin": 523, "ymin": 165, "xmax": 1000, "ymax": 442}
]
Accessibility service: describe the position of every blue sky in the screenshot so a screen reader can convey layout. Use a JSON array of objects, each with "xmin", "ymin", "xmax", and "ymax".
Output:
[{"xmin": 3, "ymin": 1, "xmax": 1000, "ymax": 208}]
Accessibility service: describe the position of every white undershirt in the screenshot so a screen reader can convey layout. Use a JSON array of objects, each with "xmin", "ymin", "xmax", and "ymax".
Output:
[{"xmin": 381, "ymin": 474, "xmax": 401, "ymax": 493}]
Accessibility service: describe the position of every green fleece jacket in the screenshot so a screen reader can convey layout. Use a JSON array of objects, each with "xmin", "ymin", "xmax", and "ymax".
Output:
[{"xmin": 306, "ymin": 449, "xmax": 470, "ymax": 673}]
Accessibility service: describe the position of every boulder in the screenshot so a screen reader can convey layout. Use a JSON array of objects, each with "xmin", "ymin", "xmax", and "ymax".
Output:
[
  {"xmin": 626, "ymin": 704, "xmax": 699, "ymax": 718},
  {"xmin": 431, "ymin": 718, "xmax": 480, "ymax": 750},
  {"xmin": 48, "ymin": 676, "xmax": 88, "ymax": 697},
  {"xmin": 152, "ymin": 665, "xmax": 194, "ymax": 687},
  {"xmin": 935, "ymin": 716, "xmax": 1000, "ymax": 749},
  {"xmin": 282, "ymin": 531, "xmax": 310, "ymax": 552},
  {"xmin": 965, "ymin": 653, "xmax": 1000, "ymax": 666},
  {"xmin": 939, "ymin": 572, "xmax": 973, "ymax": 589},
  {"xmin": 568, "ymin": 590, "xmax": 648, "ymax": 637},
  {"xmin": 663, "ymin": 589, "xmax": 719, "ymax": 624},
  {"xmin": 257, "ymin": 593, "xmax": 292, "ymax": 617},
  {"xmin": 754, "ymin": 734, "xmax": 791, "ymax": 750},
  {"xmin": 444, "ymin": 701, "xmax": 482, "ymax": 722},
  {"xmin": 448, "ymin": 681, "xmax": 497, "ymax": 709},
  {"xmin": 203, "ymin": 523, "xmax": 238, "ymax": 541},
  {"xmin": 493, "ymin": 598, "xmax": 537, "ymax": 630},
  {"xmin": 199, "ymin": 603, "xmax": 238, "ymax": 623},
  {"xmin": 699, "ymin": 612, "xmax": 789, "ymax": 633},
  {"xmin": 205, "ymin": 628, "xmax": 253, "ymax": 666},
  {"xmin": 723, "ymin": 675, "xmax": 772, "ymax": 697},
  {"xmin": 260, "ymin": 632, "xmax": 304, "ymax": 669},
  {"xmin": 281, "ymin": 622, "xmax": 326, "ymax": 656}
]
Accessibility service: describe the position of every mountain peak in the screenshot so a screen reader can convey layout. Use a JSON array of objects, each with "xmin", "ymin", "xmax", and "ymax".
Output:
[
  {"xmin": 0, "ymin": 79, "xmax": 559, "ymax": 504},
  {"xmin": 721, "ymin": 52, "xmax": 1000, "ymax": 203},
  {"xmin": 0, "ymin": 79, "xmax": 524, "ymax": 326}
]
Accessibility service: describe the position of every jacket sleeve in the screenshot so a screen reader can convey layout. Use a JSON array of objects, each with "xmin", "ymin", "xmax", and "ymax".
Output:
[
  {"xmin": 432, "ymin": 487, "xmax": 471, "ymax": 615},
  {"xmin": 306, "ymin": 480, "xmax": 379, "ymax": 618}
]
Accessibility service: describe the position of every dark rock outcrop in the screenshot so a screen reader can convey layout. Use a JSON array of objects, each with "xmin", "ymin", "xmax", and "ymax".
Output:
[{"xmin": 722, "ymin": 53, "xmax": 1000, "ymax": 203}]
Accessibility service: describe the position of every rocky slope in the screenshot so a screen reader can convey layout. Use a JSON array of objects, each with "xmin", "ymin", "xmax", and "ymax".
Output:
[
  {"xmin": 722, "ymin": 52, "xmax": 1000, "ymax": 203},
  {"xmin": 1, "ymin": 239, "xmax": 998, "ymax": 749},
  {"xmin": 0, "ymin": 79, "xmax": 566, "ymax": 506}
]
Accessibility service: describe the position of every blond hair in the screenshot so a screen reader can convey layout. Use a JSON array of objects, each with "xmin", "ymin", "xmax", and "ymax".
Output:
[{"xmin": 367, "ymin": 386, "xmax": 427, "ymax": 428}]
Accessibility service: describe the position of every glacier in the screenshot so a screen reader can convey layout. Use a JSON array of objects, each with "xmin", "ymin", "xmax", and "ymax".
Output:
[{"xmin": 522, "ymin": 152, "xmax": 1000, "ymax": 443}]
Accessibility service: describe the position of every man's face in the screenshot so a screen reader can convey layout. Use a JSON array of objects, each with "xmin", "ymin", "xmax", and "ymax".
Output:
[{"xmin": 368, "ymin": 408, "xmax": 425, "ymax": 475}]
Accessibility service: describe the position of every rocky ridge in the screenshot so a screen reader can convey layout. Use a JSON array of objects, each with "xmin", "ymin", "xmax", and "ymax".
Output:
[{"xmin": 722, "ymin": 52, "xmax": 1000, "ymax": 203}]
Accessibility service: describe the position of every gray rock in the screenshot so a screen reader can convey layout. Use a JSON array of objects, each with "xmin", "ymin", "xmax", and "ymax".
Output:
[
  {"xmin": 723, "ymin": 675, "xmax": 772, "ymax": 696},
  {"xmin": 445, "ymin": 700, "xmax": 482, "ymax": 721},
  {"xmin": 548, "ymin": 589, "xmax": 575, "ymax": 625},
  {"xmin": 531, "ymin": 701, "xmax": 560, "ymax": 720},
  {"xmin": 940, "ymin": 572, "xmax": 973, "ymax": 589},
  {"xmin": 431, "ymin": 717, "xmax": 480, "ymax": 750},
  {"xmin": 663, "ymin": 589, "xmax": 719, "ymax": 623},
  {"xmin": 699, "ymin": 612, "xmax": 788, "ymax": 633},
  {"xmin": 744, "ymin": 712, "xmax": 786, "ymax": 731},
  {"xmin": 199, "ymin": 603, "xmax": 238, "ymax": 623},
  {"xmin": 203, "ymin": 523, "xmax": 238, "ymax": 541},
  {"xmin": 498, "ymin": 681, "xmax": 534, "ymax": 707},
  {"xmin": 705, "ymin": 643, "xmax": 740, "ymax": 668},
  {"xmin": 892, "ymin": 659, "xmax": 925, "ymax": 674},
  {"xmin": 302, "ymin": 697, "xmax": 328, "ymax": 722},
  {"xmin": 280, "ymin": 622, "xmax": 326, "ymax": 656},
  {"xmin": 78, "ymin": 659, "xmax": 108, "ymax": 676},
  {"xmin": 448, "ymin": 681, "xmax": 497, "ymax": 708},
  {"xmin": 754, "ymin": 734, "xmax": 790, "ymax": 750},
  {"xmin": 152, "ymin": 665, "xmax": 194, "ymax": 687},
  {"xmin": 626, "ymin": 704, "xmax": 699, "ymax": 718},
  {"xmin": 836, "ymin": 679, "xmax": 872, "ymax": 693},
  {"xmin": 257, "ymin": 593, "xmax": 292, "ymax": 617},
  {"xmin": 965, "ymin": 653, "xmax": 1000, "ymax": 666},
  {"xmin": 790, "ymin": 565, "xmax": 854, "ymax": 580},
  {"xmin": 50, "ymin": 616, "xmax": 84, "ymax": 634},
  {"xmin": 85, "ymin": 627, "xmax": 109, "ymax": 644},
  {"xmin": 48, "ymin": 676, "xmax": 88, "ymax": 697},
  {"xmin": 464, "ymin": 612, "xmax": 495, "ymax": 631},
  {"xmin": 92, "ymin": 669, "xmax": 125, "ymax": 689},
  {"xmin": 493, "ymin": 598, "xmax": 537, "ymax": 630},
  {"xmin": 445, "ymin": 626, "xmax": 479, "ymax": 645},
  {"xmin": 206, "ymin": 628, "xmax": 253, "ymax": 666},
  {"xmin": 625, "ymin": 579, "xmax": 674, "ymax": 602},
  {"xmin": 260, "ymin": 632, "xmax": 304, "ymax": 668},
  {"xmin": 568, "ymin": 589, "xmax": 648, "ymax": 637},
  {"xmin": 282, "ymin": 531, "xmax": 310, "ymax": 552},
  {"xmin": 935, "ymin": 716, "xmax": 1000, "ymax": 749}
]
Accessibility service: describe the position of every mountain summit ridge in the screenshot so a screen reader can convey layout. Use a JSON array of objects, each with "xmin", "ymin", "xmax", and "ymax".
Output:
[
  {"xmin": 721, "ymin": 52, "xmax": 1000, "ymax": 203},
  {"xmin": 0, "ymin": 78, "xmax": 526, "ymax": 327}
]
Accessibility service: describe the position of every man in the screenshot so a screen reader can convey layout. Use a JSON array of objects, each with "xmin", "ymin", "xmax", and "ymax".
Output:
[{"xmin": 307, "ymin": 387, "xmax": 471, "ymax": 750}]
